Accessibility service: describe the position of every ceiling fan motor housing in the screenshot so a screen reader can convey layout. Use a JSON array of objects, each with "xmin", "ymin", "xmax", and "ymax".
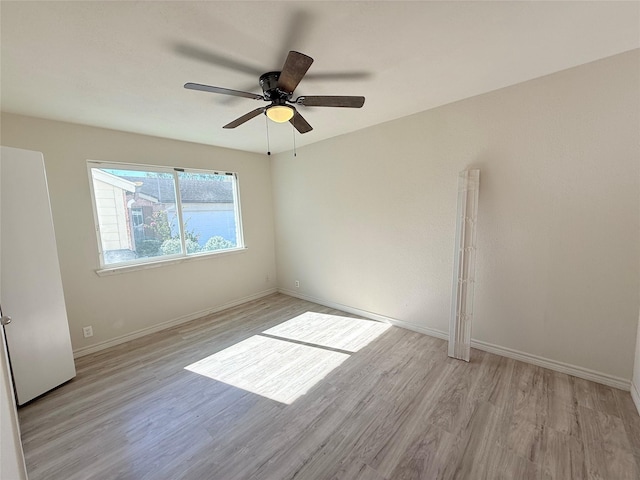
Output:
[
  {"xmin": 184, "ymin": 51, "xmax": 364, "ymax": 134},
  {"xmin": 260, "ymin": 72, "xmax": 289, "ymax": 102}
]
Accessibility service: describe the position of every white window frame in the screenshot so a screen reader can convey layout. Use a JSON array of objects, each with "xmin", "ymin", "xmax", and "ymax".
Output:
[{"xmin": 87, "ymin": 160, "xmax": 246, "ymax": 275}]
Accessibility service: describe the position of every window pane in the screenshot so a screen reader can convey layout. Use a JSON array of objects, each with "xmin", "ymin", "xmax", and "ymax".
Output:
[
  {"xmin": 177, "ymin": 172, "xmax": 239, "ymax": 254},
  {"xmin": 90, "ymin": 168, "xmax": 181, "ymax": 265}
]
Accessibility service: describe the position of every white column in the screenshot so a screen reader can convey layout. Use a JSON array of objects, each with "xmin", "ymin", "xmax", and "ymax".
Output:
[
  {"xmin": 632, "ymin": 309, "xmax": 640, "ymax": 414},
  {"xmin": 449, "ymin": 169, "xmax": 480, "ymax": 362}
]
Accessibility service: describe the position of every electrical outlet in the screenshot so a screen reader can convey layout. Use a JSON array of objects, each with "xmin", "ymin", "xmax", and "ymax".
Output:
[
  {"xmin": 295, "ymin": 280, "xmax": 300, "ymax": 288},
  {"xmin": 82, "ymin": 326, "xmax": 93, "ymax": 338},
  {"xmin": 265, "ymin": 274, "xmax": 270, "ymax": 283}
]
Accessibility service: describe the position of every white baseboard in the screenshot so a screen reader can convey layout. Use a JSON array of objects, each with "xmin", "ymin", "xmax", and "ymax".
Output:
[
  {"xmin": 469, "ymin": 338, "xmax": 630, "ymax": 391},
  {"xmin": 632, "ymin": 382, "xmax": 640, "ymax": 415},
  {"xmin": 278, "ymin": 288, "xmax": 631, "ymax": 392},
  {"xmin": 73, "ymin": 288, "xmax": 278, "ymax": 358},
  {"xmin": 278, "ymin": 288, "xmax": 449, "ymax": 340}
]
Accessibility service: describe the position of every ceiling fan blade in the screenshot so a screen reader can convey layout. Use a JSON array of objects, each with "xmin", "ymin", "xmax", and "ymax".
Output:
[
  {"xmin": 296, "ymin": 96, "xmax": 365, "ymax": 108},
  {"xmin": 289, "ymin": 110, "xmax": 313, "ymax": 134},
  {"xmin": 278, "ymin": 10, "xmax": 313, "ymax": 62},
  {"xmin": 277, "ymin": 51, "xmax": 313, "ymax": 94},
  {"xmin": 174, "ymin": 42, "xmax": 264, "ymax": 76},
  {"xmin": 185, "ymin": 83, "xmax": 264, "ymax": 100},
  {"xmin": 304, "ymin": 71, "xmax": 371, "ymax": 81},
  {"xmin": 223, "ymin": 107, "xmax": 266, "ymax": 129}
]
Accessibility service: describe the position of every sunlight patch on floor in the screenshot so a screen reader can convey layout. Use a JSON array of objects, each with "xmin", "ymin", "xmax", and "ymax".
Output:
[
  {"xmin": 263, "ymin": 312, "xmax": 391, "ymax": 353},
  {"xmin": 185, "ymin": 335, "xmax": 349, "ymax": 404},
  {"xmin": 184, "ymin": 312, "xmax": 391, "ymax": 404}
]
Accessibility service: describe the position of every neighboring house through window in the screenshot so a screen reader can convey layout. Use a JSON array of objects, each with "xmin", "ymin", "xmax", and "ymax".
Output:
[{"xmin": 88, "ymin": 161, "xmax": 244, "ymax": 268}]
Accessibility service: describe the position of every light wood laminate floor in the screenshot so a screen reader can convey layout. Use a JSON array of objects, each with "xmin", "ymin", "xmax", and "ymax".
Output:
[{"xmin": 18, "ymin": 294, "xmax": 640, "ymax": 479}]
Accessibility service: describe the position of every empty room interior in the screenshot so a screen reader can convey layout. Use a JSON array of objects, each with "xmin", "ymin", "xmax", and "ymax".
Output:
[{"xmin": 1, "ymin": 2, "xmax": 639, "ymax": 479}]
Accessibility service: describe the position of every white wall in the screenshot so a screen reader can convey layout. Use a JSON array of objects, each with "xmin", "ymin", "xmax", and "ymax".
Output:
[
  {"xmin": 272, "ymin": 50, "xmax": 640, "ymax": 382},
  {"xmin": 0, "ymin": 115, "xmax": 277, "ymax": 352}
]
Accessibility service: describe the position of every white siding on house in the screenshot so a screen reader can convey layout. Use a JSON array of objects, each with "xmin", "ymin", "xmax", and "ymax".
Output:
[{"xmin": 92, "ymin": 179, "xmax": 132, "ymax": 252}]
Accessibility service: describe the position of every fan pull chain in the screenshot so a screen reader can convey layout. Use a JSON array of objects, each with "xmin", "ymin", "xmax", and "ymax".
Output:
[
  {"xmin": 265, "ymin": 114, "xmax": 271, "ymax": 156},
  {"xmin": 292, "ymin": 123, "xmax": 297, "ymax": 157}
]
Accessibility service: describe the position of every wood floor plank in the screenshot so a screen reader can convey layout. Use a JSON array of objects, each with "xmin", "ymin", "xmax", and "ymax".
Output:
[
  {"xmin": 540, "ymin": 427, "xmax": 587, "ymax": 479},
  {"xmin": 368, "ymin": 361, "xmax": 464, "ymax": 477},
  {"xmin": 385, "ymin": 424, "xmax": 455, "ymax": 480},
  {"xmin": 578, "ymin": 404, "xmax": 639, "ymax": 479},
  {"xmin": 16, "ymin": 293, "xmax": 640, "ymax": 480}
]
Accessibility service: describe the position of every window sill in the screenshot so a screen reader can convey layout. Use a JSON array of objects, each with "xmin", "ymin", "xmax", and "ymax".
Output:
[{"xmin": 95, "ymin": 247, "xmax": 248, "ymax": 277}]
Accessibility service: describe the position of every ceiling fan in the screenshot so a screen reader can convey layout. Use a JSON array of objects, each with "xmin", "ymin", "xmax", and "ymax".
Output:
[{"xmin": 184, "ymin": 51, "xmax": 365, "ymax": 134}]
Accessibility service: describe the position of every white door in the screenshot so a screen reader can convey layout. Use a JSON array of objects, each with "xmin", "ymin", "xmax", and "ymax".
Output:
[
  {"xmin": 1, "ymin": 146, "xmax": 76, "ymax": 405},
  {"xmin": 0, "ymin": 152, "xmax": 28, "ymax": 480},
  {"xmin": 1, "ymin": 326, "xmax": 28, "ymax": 479}
]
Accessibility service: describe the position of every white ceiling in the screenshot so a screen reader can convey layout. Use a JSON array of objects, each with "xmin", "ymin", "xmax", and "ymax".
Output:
[{"xmin": 1, "ymin": 1, "xmax": 638, "ymax": 155}]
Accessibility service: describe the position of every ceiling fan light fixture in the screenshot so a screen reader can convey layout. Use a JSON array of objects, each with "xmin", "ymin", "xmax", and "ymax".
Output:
[
  {"xmin": 266, "ymin": 105, "xmax": 294, "ymax": 123},
  {"xmin": 185, "ymin": 51, "xmax": 363, "ymax": 134}
]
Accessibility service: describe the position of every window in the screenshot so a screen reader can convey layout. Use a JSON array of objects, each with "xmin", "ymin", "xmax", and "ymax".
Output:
[{"xmin": 88, "ymin": 162, "xmax": 244, "ymax": 268}]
